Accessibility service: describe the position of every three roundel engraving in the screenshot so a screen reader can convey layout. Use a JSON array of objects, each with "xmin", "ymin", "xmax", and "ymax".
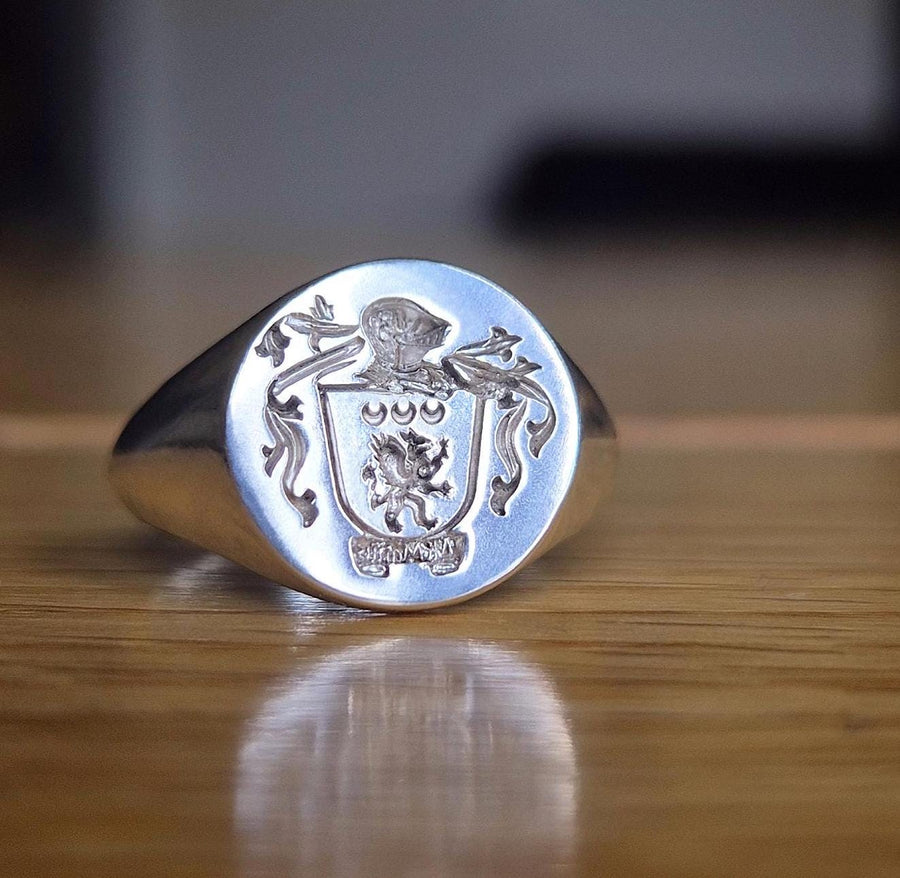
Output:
[{"xmin": 361, "ymin": 399, "xmax": 446, "ymax": 427}]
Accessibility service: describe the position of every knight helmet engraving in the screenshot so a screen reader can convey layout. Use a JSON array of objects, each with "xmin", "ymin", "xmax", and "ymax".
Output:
[
  {"xmin": 356, "ymin": 297, "xmax": 455, "ymax": 397},
  {"xmin": 256, "ymin": 293, "xmax": 558, "ymax": 578}
]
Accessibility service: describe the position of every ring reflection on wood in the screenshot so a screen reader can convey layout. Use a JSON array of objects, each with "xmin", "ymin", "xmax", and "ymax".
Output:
[{"xmin": 236, "ymin": 639, "xmax": 576, "ymax": 875}]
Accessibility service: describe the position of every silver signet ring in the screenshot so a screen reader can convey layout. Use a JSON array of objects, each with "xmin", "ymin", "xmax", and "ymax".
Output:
[{"xmin": 110, "ymin": 260, "xmax": 616, "ymax": 610}]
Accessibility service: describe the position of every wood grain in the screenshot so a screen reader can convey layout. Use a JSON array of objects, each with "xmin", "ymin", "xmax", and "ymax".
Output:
[
  {"xmin": 0, "ymin": 418, "xmax": 898, "ymax": 877},
  {"xmin": 2, "ymin": 234, "xmax": 899, "ymax": 416}
]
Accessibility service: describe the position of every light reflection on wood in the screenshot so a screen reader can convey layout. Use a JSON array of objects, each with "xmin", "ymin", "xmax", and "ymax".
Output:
[{"xmin": 236, "ymin": 639, "xmax": 576, "ymax": 877}]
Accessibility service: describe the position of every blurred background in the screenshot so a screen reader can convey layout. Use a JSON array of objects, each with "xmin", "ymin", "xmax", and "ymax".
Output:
[{"xmin": 2, "ymin": 1, "xmax": 898, "ymax": 416}]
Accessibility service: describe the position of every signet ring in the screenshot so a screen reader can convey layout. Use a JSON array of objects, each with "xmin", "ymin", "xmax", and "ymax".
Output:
[{"xmin": 110, "ymin": 260, "xmax": 616, "ymax": 610}]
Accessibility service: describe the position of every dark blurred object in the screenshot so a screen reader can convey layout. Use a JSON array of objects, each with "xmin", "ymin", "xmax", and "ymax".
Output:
[
  {"xmin": 497, "ymin": 140, "xmax": 900, "ymax": 233},
  {"xmin": 0, "ymin": 3, "xmax": 96, "ymax": 239},
  {"xmin": 498, "ymin": 4, "xmax": 900, "ymax": 234}
]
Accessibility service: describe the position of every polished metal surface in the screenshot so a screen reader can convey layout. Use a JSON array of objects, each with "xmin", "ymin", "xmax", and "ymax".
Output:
[{"xmin": 110, "ymin": 260, "xmax": 615, "ymax": 609}]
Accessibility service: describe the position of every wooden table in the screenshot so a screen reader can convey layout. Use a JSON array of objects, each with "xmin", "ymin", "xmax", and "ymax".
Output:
[{"xmin": 1, "ymin": 414, "xmax": 898, "ymax": 877}]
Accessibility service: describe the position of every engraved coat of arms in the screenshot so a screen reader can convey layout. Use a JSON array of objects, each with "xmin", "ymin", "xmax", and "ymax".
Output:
[{"xmin": 254, "ymin": 293, "xmax": 556, "ymax": 578}]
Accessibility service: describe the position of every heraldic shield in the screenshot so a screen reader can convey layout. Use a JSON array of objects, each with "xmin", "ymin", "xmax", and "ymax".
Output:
[
  {"xmin": 256, "ymin": 290, "xmax": 558, "ymax": 585},
  {"xmin": 319, "ymin": 385, "xmax": 485, "ymax": 577}
]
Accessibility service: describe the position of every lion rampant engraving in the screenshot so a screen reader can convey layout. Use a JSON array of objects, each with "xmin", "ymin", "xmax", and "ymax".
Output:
[{"xmin": 362, "ymin": 428, "xmax": 451, "ymax": 533}]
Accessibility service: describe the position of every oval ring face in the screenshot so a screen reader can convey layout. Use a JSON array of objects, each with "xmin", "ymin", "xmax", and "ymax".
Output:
[{"xmin": 227, "ymin": 260, "xmax": 580, "ymax": 609}]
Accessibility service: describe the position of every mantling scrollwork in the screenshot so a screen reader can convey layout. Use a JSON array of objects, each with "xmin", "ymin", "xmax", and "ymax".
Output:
[
  {"xmin": 257, "ymin": 296, "xmax": 362, "ymax": 526},
  {"xmin": 442, "ymin": 327, "xmax": 556, "ymax": 515}
]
